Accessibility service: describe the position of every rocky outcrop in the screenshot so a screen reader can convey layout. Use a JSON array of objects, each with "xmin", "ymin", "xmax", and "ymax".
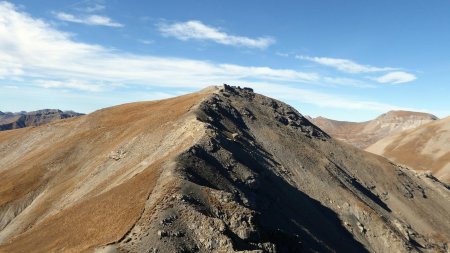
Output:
[
  {"xmin": 0, "ymin": 109, "xmax": 83, "ymax": 131},
  {"xmin": 0, "ymin": 85, "xmax": 449, "ymax": 253},
  {"xmin": 311, "ymin": 111, "xmax": 437, "ymax": 149}
]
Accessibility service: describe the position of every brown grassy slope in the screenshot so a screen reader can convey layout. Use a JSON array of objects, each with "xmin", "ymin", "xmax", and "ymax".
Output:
[
  {"xmin": 311, "ymin": 117, "xmax": 366, "ymax": 145},
  {"xmin": 0, "ymin": 89, "xmax": 210, "ymax": 252},
  {"xmin": 0, "ymin": 159, "xmax": 162, "ymax": 253},
  {"xmin": 367, "ymin": 116, "xmax": 450, "ymax": 183}
]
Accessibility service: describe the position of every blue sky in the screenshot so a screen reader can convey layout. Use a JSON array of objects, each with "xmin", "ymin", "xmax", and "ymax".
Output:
[{"xmin": 1, "ymin": 0, "xmax": 449, "ymax": 121}]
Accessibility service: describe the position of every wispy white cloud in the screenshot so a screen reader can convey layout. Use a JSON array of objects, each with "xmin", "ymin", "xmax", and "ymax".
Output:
[
  {"xmin": 138, "ymin": 39, "xmax": 154, "ymax": 45},
  {"xmin": 158, "ymin": 20, "xmax": 275, "ymax": 49},
  {"xmin": 3, "ymin": 85, "xmax": 19, "ymax": 89},
  {"xmin": 298, "ymin": 55, "xmax": 417, "ymax": 84},
  {"xmin": 34, "ymin": 79, "xmax": 105, "ymax": 92},
  {"xmin": 68, "ymin": 0, "xmax": 105, "ymax": 13},
  {"xmin": 276, "ymin": 52, "xmax": 290, "ymax": 57},
  {"xmin": 298, "ymin": 55, "xmax": 395, "ymax": 73},
  {"xmin": 54, "ymin": 11, "xmax": 123, "ymax": 27},
  {"xmin": 247, "ymin": 82, "xmax": 417, "ymax": 112},
  {"xmin": 322, "ymin": 77, "xmax": 375, "ymax": 88},
  {"xmin": 218, "ymin": 64, "xmax": 319, "ymax": 82},
  {"xmin": 81, "ymin": 4, "xmax": 105, "ymax": 13},
  {"xmin": 375, "ymin": 71, "xmax": 417, "ymax": 84},
  {"xmin": 0, "ymin": 60, "xmax": 24, "ymax": 78},
  {"xmin": 0, "ymin": 1, "xmax": 416, "ymax": 114},
  {"xmin": 0, "ymin": 2, "xmax": 314, "ymax": 90}
]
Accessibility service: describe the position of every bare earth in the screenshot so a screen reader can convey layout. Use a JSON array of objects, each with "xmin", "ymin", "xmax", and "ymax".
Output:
[
  {"xmin": 0, "ymin": 85, "xmax": 449, "ymax": 253},
  {"xmin": 367, "ymin": 117, "xmax": 450, "ymax": 183},
  {"xmin": 311, "ymin": 111, "xmax": 437, "ymax": 149}
]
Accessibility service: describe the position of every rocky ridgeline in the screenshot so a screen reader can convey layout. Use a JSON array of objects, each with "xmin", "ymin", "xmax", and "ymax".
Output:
[{"xmin": 114, "ymin": 85, "xmax": 450, "ymax": 253}]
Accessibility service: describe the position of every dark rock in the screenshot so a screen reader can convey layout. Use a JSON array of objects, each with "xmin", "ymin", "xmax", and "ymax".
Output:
[{"xmin": 157, "ymin": 230, "xmax": 168, "ymax": 238}]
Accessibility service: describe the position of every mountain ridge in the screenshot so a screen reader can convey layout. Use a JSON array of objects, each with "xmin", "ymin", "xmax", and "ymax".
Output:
[
  {"xmin": 311, "ymin": 111, "xmax": 438, "ymax": 149},
  {"xmin": 0, "ymin": 109, "xmax": 83, "ymax": 131},
  {"xmin": 367, "ymin": 116, "xmax": 450, "ymax": 183},
  {"xmin": 0, "ymin": 85, "xmax": 448, "ymax": 253}
]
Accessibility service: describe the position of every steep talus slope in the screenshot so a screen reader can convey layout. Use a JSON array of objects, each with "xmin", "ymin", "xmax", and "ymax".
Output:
[
  {"xmin": 367, "ymin": 117, "xmax": 450, "ymax": 183},
  {"xmin": 0, "ymin": 109, "xmax": 83, "ymax": 131},
  {"xmin": 0, "ymin": 85, "xmax": 449, "ymax": 253},
  {"xmin": 0, "ymin": 89, "xmax": 212, "ymax": 252},
  {"xmin": 312, "ymin": 111, "xmax": 437, "ymax": 149}
]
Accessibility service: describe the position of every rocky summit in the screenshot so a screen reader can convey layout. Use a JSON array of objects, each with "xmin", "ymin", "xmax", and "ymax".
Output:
[{"xmin": 0, "ymin": 85, "xmax": 449, "ymax": 253}]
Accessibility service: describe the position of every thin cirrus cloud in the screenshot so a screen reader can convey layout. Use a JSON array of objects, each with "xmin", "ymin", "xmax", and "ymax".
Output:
[
  {"xmin": 298, "ymin": 55, "xmax": 417, "ymax": 84},
  {"xmin": 247, "ymin": 82, "xmax": 417, "ymax": 112},
  {"xmin": 54, "ymin": 11, "xmax": 123, "ymax": 27},
  {"xmin": 375, "ymin": 71, "xmax": 417, "ymax": 84},
  {"xmin": 0, "ymin": 1, "xmax": 415, "ymax": 113},
  {"xmin": 158, "ymin": 20, "xmax": 275, "ymax": 49},
  {"xmin": 298, "ymin": 55, "xmax": 395, "ymax": 73},
  {"xmin": 34, "ymin": 79, "xmax": 105, "ymax": 92},
  {"xmin": 81, "ymin": 4, "xmax": 105, "ymax": 13}
]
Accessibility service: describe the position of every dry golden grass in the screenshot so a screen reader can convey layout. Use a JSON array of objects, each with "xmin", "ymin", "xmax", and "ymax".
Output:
[{"xmin": 0, "ymin": 159, "xmax": 162, "ymax": 253}]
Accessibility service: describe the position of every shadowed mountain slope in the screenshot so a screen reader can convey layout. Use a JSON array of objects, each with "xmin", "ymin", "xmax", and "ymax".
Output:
[
  {"xmin": 311, "ymin": 111, "xmax": 437, "ymax": 149},
  {"xmin": 0, "ymin": 85, "xmax": 449, "ymax": 253},
  {"xmin": 367, "ymin": 117, "xmax": 450, "ymax": 183},
  {"xmin": 0, "ymin": 109, "xmax": 83, "ymax": 131}
]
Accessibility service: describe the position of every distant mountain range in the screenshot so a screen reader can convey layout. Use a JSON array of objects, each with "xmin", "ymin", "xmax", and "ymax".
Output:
[
  {"xmin": 0, "ymin": 109, "xmax": 83, "ymax": 131},
  {"xmin": 367, "ymin": 116, "xmax": 450, "ymax": 183},
  {"xmin": 311, "ymin": 111, "xmax": 449, "ymax": 183},
  {"xmin": 310, "ymin": 111, "xmax": 438, "ymax": 149}
]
